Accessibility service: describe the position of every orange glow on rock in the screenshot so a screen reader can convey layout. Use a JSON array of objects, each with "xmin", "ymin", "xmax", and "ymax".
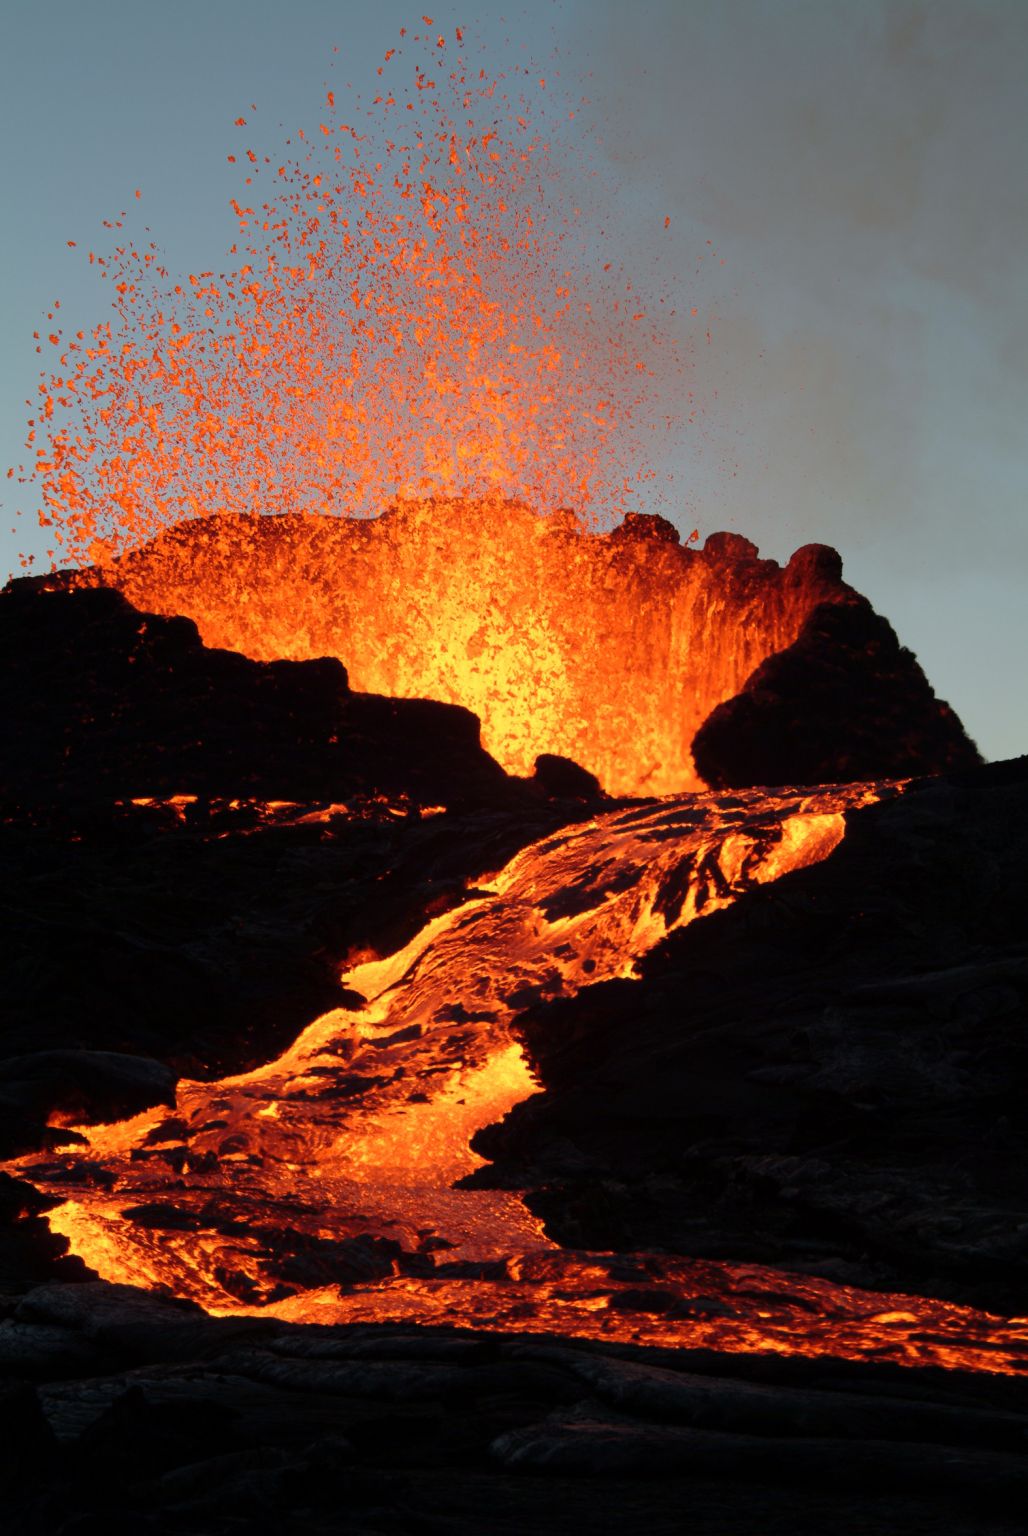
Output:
[{"xmin": 72, "ymin": 503, "xmax": 850, "ymax": 794}]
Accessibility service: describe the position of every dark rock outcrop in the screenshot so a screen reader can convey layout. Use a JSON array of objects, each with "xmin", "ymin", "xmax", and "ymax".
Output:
[
  {"xmin": 0, "ymin": 584, "xmax": 519, "ymax": 819},
  {"xmin": 532, "ymin": 753, "xmax": 603, "ymax": 801},
  {"xmin": 693, "ymin": 599, "xmax": 980, "ymax": 788},
  {"xmin": 477, "ymin": 758, "xmax": 1028, "ymax": 1313},
  {"xmin": 0, "ymin": 1051, "xmax": 177, "ymax": 1155}
]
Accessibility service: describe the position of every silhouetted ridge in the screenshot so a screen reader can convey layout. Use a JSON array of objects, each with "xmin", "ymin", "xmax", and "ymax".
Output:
[
  {"xmin": 692, "ymin": 599, "xmax": 980, "ymax": 788},
  {"xmin": 0, "ymin": 584, "xmax": 519, "ymax": 818}
]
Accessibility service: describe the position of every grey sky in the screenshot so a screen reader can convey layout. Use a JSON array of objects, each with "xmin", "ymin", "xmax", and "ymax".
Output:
[{"xmin": 2, "ymin": 0, "xmax": 1026, "ymax": 759}]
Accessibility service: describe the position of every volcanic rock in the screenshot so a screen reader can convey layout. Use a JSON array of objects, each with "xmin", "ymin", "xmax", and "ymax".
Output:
[
  {"xmin": 701, "ymin": 530, "xmax": 759, "ymax": 561},
  {"xmin": 5, "ymin": 1296, "xmax": 1026, "ymax": 1534},
  {"xmin": 478, "ymin": 757, "xmax": 1028, "ymax": 1311},
  {"xmin": 0, "ymin": 1050, "xmax": 177, "ymax": 1136},
  {"xmin": 532, "ymin": 753, "xmax": 603, "ymax": 801},
  {"xmin": 0, "ymin": 1319, "xmax": 103, "ymax": 1380},
  {"xmin": 0, "ymin": 583, "xmax": 518, "ymax": 819},
  {"xmin": 490, "ymin": 1411, "xmax": 1028, "ymax": 1498},
  {"xmin": 693, "ymin": 598, "xmax": 980, "ymax": 787},
  {"xmin": 0, "ymin": 1380, "xmax": 58, "ymax": 1495},
  {"xmin": 15, "ymin": 1280, "xmax": 271, "ymax": 1363}
]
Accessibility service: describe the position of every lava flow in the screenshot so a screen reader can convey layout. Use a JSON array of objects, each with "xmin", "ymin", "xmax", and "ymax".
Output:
[{"xmin": 9, "ymin": 783, "xmax": 1027, "ymax": 1375}]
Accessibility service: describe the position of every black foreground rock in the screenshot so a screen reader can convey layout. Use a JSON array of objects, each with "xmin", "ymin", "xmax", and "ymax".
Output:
[
  {"xmin": 0, "ymin": 584, "xmax": 529, "ymax": 818},
  {"xmin": 693, "ymin": 597, "xmax": 981, "ymax": 788},
  {"xmin": 476, "ymin": 757, "xmax": 1028, "ymax": 1315},
  {"xmin": 3, "ymin": 1281, "xmax": 1028, "ymax": 1535}
]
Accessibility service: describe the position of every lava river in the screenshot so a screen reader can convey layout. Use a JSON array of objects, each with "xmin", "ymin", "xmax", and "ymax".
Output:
[{"xmin": 9, "ymin": 785, "xmax": 1028, "ymax": 1375}]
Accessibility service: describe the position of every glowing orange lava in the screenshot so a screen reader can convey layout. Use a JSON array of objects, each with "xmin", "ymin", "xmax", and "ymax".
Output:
[
  {"xmin": 12, "ymin": 27, "xmax": 680, "ymax": 570},
  {"xmin": 12, "ymin": 25, "xmax": 840, "ymax": 796},
  {"xmin": 6, "ymin": 21, "xmax": 1021, "ymax": 1388},
  {"xmin": 10, "ymin": 783, "xmax": 1028, "ymax": 1375},
  {"xmin": 68, "ymin": 502, "xmax": 851, "ymax": 793}
]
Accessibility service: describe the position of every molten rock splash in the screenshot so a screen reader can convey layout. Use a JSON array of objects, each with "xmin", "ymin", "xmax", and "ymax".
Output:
[
  {"xmin": 16, "ymin": 28, "xmax": 680, "ymax": 565},
  {"xmin": 62, "ymin": 501, "xmax": 978, "ymax": 794}
]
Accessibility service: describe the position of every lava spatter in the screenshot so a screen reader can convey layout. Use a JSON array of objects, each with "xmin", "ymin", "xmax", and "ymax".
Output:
[{"xmin": 13, "ymin": 27, "xmax": 681, "ymax": 570}]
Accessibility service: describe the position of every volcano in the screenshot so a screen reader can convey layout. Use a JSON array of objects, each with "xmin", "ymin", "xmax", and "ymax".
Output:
[{"xmin": 2, "ymin": 504, "xmax": 1026, "ymax": 1536}]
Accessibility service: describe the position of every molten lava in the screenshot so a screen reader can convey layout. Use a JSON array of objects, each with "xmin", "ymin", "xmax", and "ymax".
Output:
[
  {"xmin": 13, "ymin": 23, "xmax": 866, "ymax": 796},
  {"xmin": 9, "ymin": 783, "xmax": 1028, "ymax": 1375},
  {"xmin": 67, "ymin": 503, "xmax": 851, "ymax": 794},
  {"xmin": 13, "ymin": 26, "xmax": 681, "ymax": 570}
]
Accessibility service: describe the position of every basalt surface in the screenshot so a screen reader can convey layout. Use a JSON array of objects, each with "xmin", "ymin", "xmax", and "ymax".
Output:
[
  {"xmin": 693, "ymin": 598, "xmax": 980, "ymax": 788},
  {"xmin": 4, "ymin": 1282, "xmax": 1028, "ymax": 1536},
  {"xmin": 0, "ymin": 582, "xmax": 531, "ymax": 819}
]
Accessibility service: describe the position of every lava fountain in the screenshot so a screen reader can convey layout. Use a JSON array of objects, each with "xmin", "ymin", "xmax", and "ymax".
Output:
[
  {"xmin": 63, "ymin": 504, "xmax": 853, "ymax": 794},
  {"xmin": 11, "ymin": 25, "xmax": 966, "ymax": 795},
  {"xmin": 13, "ymin": 24, "xmax": 683, "ymax": 567}
]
